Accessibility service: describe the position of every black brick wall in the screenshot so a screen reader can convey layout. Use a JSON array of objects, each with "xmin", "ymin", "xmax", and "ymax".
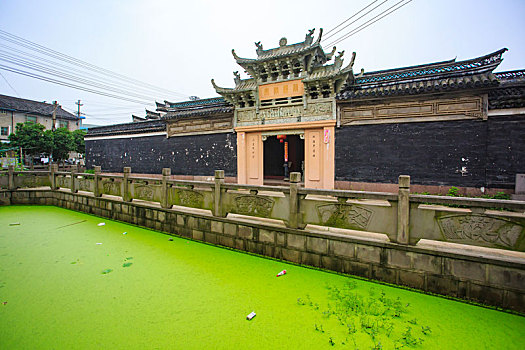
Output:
[
  {"xmin": 335, "ymin": 116, "xmax": 525, "ymax": 188},
  {"xmin": 86, "ymin": 132, "xmax": 237, "ymax": 176}
]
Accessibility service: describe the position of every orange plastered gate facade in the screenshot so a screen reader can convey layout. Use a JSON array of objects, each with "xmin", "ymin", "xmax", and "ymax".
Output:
[{"xmin": 212, "ymin": 28, "xmax": 354, "ymax": 189}]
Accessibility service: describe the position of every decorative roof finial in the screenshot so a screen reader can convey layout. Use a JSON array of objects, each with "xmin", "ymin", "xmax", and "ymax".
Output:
[
  {"xmin": 305, "ymin": 28, "xmax": 315, "ymax": 46},
  {"xmin": 233, "ymin": 71, "xmax": 241, "ymax": 86},
  {"xmin": 279, "ymin": 37, "xmax": 287, "ymax": 47},
  {"xmin": 335, "ymin": 50, "xmax": 345, "ymax": 70},
  {"xmin": 315, "ymin": 28, "xmax": 323, "ymax": 45},
  {"xmin": 326, "ymin": 46, "xmax": 337, "ymax": 60},
  {"xmin": 255, "ymin": 41, "xmax": 263, "ymax": 55},
  {"xmin": 232, "ymin": 49, "xmax": 241, "ymax": 60}
]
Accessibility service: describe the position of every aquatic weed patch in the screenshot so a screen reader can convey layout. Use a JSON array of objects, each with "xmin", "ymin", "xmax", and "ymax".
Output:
[{"xmin": 298, "ymin": 281, "xmax": 432, "ymax": 348}]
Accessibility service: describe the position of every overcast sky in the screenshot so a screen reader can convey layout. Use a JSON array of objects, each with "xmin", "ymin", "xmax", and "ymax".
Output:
[{"xmin": 0, "ymin": 0, "xmax": 524, "ymax": 126}]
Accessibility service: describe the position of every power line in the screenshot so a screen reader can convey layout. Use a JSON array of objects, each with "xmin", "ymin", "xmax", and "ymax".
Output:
[
  {"xmin": 0, "ymin": 70, "xmax": 20, "ymax": 97},
  {"xmin": 325, "ymin": 0, "xmax": 413, "ymax": 48},
  {"xmin": 0, "ymin": 43, "xmax": 174, "ymax": 100},
  {"xmin": 0, "ymin": 29, "xmax": 189, "ymax": 99},
  {"xmin": 0, "ymin": 63, "xmax": 153, "ymax": 104},
  {"xmin": 0, "ymin": 51, "xmax": 164, "ymax": 102},
  {"xmin": 323, "ymin": 0, "xmax": 385, "ymax": 40}
]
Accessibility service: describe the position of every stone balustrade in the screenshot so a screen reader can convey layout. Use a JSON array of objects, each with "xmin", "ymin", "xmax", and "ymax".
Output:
[{"xmin": 2, "ymin": 164, "xmax": 524, "ymax": 252}]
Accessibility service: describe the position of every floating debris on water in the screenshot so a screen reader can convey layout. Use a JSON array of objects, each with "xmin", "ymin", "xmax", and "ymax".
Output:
[
  {"xmin": 122, "ymin": 232, "xmax": 127, "ymax": 235},
  {"xmin": 96, "ymin": 243, "xmax": 102, "ymax": 245},
  {"xmin": 97, "ymin": 223, "xmax": 105, "ymax": 226},
  {"xmin": 168, "ymin": 238, "xmax": 173, "ymax": 241},
  {"xmin": 101, "ymin": 269, "xmax": 113, "ymax": 274},
  {"xmin": 277, "ymin": 269, "xmax": 287, "ymax": 277},
  {"xmin": 9, "ymin": 223, "xmax": 20, "ymax": 226},
  {"xmin": 246, "ymin": 311, "xmax": 256, "ymax": 320},
  {"xmin": 122, "ymin": 262, "xmax": 133, "ymax": 268}
]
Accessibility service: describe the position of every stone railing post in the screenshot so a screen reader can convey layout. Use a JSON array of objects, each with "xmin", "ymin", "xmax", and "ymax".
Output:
[
  {"xmin": 397, "ymin": 175, "xmax": 410, "ymax": 244},
  {"xmin": 8, "ymin": 164, "xmax": 15, "ymax": 190},
  {"xmin": 50, "ymin": 164, "xmax": 58, "ymax": 190},
  {"xmin": 161, "ymin": 168, "xmax": 172, "ymax": 209},
  {"xmin": 70, "ymin": 165, "xmax": 78, "ymax": 193},
  {"xmin": 123, "ymin": 167, "xmax": 131, "ymax": 202},
  {"xmin": 214, "ymin": 170, "xmax": 225, "ymax": 217},
  {"xmin": 94, "ymin": 166, "xmax": 101, "ymax": 197},
  {"xmin": 287, "ymin": 172, "xmax": 302, "ymax": 229}
]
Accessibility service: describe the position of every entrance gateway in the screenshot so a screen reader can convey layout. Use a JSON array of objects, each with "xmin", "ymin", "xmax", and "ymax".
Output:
[{"xmin": 212, "ymin": 28, "xmax": 356, "ymax": 189}]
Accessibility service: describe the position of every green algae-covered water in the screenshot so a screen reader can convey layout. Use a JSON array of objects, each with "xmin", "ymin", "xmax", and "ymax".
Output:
[{"xmin": 0, "ymin": 206, "xmax": 524, "ymax": 349}]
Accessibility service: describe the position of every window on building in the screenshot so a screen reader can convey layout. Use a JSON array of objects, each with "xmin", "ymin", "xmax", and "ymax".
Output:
[
  {"xmin": 26, "ymin": 115, "xmax": 37, "ymax": 123},
  {"xmin": 59, "ymin": 120, "xmax": 69, "ymax": 129},
  {"xmin": 0, "ymin": 127, "xmax": 8, "ymax": 136},
  {"xmin": 0, "ymin": 109, "xmax": 7, "ymax": 115}
]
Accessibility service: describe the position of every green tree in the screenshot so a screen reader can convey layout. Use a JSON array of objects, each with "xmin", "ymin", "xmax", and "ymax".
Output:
[
  {"xmin": 8, "ymin": 122, "xmax": 53, "ymax": 165},
  {"xmin": 52, "ymin": 128, "xmax": 73, "ymax": 163},
  {"xmin": 71, "ymin": 129, "xmax": 86, "ymax": 155}
]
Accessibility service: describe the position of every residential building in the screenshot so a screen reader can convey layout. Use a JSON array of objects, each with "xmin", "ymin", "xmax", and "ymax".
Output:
[{"xmin": 0, "ymin": 94, "xmax": 80, "ymax": 142}]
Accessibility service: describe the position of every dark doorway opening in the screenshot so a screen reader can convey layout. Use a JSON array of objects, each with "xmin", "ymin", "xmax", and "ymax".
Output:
[{"xmin": 263, "ymin": 135, "xmax": 304, "ymax": 180}]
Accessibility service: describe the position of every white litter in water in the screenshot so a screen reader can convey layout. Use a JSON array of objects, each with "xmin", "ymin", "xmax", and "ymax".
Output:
[
  {"xmin": 122, "ymin": 232, "xmax": 127, "ymax": 235},
  {"xmin": 246, "ymin": 311, "xmax": 256, "ymax": 320},
  {"xmin": 96, "ymin": 243, "xmax": 102, "ymax": 245},
  {"xmin": 97, "ymin": 223, "xmax": 105, "ymax": 226}
]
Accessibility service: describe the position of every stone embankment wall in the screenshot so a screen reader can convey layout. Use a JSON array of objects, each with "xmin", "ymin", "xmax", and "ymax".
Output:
[{"xmin": 1, "ymin": 188, "xmax": 524, "ymax": 314}]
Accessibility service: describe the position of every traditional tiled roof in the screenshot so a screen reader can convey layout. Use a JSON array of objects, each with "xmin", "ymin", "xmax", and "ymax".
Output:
[
  {"xmin": 86, "ymin": 120, "xmax": 165, "ymax": 137},
  {"xmin": 211, "ymin": 78, "xmax": 257, "ymax": 94},
  {"xmin": 161, "ymin": 97, "xmax": 233, "ymax": 120},
  {"xmin": 338, "ymin": 49, "xmax": 506, "ymax": 100},
  {"xmin": 0, "ymin": 94, "xmax": 79, "ymax": 120},
  {"xmin": 232, "ymin": 28, "xmax": 325, "ymax": 64},
  {"xmin": 489, "ymin": 70, "xmax": 525, "ymax": 109}
]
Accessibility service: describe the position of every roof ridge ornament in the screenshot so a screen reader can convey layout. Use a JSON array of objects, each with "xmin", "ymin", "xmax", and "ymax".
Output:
[
  {"xmin": 255, "ymin": 41, "xmax": 263, "ymax": 55},
  {"xmin": 232, "ymin": 49, "xmax": 240, "ymax": 60},
  {"xmin": 326, "ymin": 46, "xmax": 337, "ymax": 61},
  {"xmin": 314, "ymin": 28, "xmax": 323, "ymax": 45},
  {"xmin": 304, "ymin": 28, "xmax": 315, "ymax": 46},
  {"xmin": 233, "ymin": 71, "xmax": 241, "ymax": 86},
  {"xmin": 334, "ymin": 50, "xmax": 345, "ymax": 70}
]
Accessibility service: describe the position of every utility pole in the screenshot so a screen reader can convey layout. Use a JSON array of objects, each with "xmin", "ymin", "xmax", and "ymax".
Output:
[
  {"xmin": 52, "ymin": 101, "xmax": 58, "ymax": 131},
  {"xmin": 75, "ymin": 99, "xmax": 83, "ymax": 127}
]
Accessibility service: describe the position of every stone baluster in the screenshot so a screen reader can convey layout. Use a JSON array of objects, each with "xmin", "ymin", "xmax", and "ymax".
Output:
[
  {"xmin": 70, "ymin": 165, "xmax": 78, "ymax": 193},
  {"xmin": 214, "ymin": 170, "xmax": 225, "ymax": 217},
  {"xmin": 94, "ymin": 166, "xmax": 101, "ymax": 197},
  {"xmin": 123, "ymin": 167, "xmax": 131, "ymax": 202},
  {"xmin": 287, "ymin": 172, "xmax": 302, "ymax": 229},
  {"xmin": 161, "ymin": 168, "xmax": 172, "ymax": 209},
  {"xmin": 50, "ymin": 164, "xmax": 58, "ymax": 190},
  {"xmin": 8, "ymin": 164, "xmax": 14, "ymax": 190},
  {"xmin": 397, "ymin": 175, "xmax": 411, "ymax": 244}
]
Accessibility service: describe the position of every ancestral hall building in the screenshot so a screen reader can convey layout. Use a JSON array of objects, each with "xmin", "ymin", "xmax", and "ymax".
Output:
[{"xmin": 86, "ymin": 29, "xmax": 525, "ymax": 193}]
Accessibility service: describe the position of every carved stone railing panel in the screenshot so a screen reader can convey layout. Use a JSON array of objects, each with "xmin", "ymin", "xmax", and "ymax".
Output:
[
  {"xmin": 100, "ymin": 178, "xmax": 122, "ymax": 197},
  {"xmin": 222, "ymin": 192, "xmax": 289, "ymax": 221},
  {"xmin": 13, "ymin": 173, "xmax": 51, "ymax": 188},
  {"xmin": 0, "ymin": 173, "xmax": 9, "ymax": 189},
  {"xmin": 56, "ymin": 175, "xmax": 71, "ymax": 189},
  {"xmin": 436, "ymin": 214, "xmax": 525, "ymax": 250},
  {"xmin": 131, "ymin": 183, "xmax": 162, "ymax": 203},
  {"xmin": 168, "ymin": 187, "xmax": 213, "ymax": 210},
  {"xmin": 299, "ymin": 197, "xmax": 397, "ymax": 238},
  {"xmin": 76, "ymin": 177, "xmax": 95, "ymax": 192}
]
